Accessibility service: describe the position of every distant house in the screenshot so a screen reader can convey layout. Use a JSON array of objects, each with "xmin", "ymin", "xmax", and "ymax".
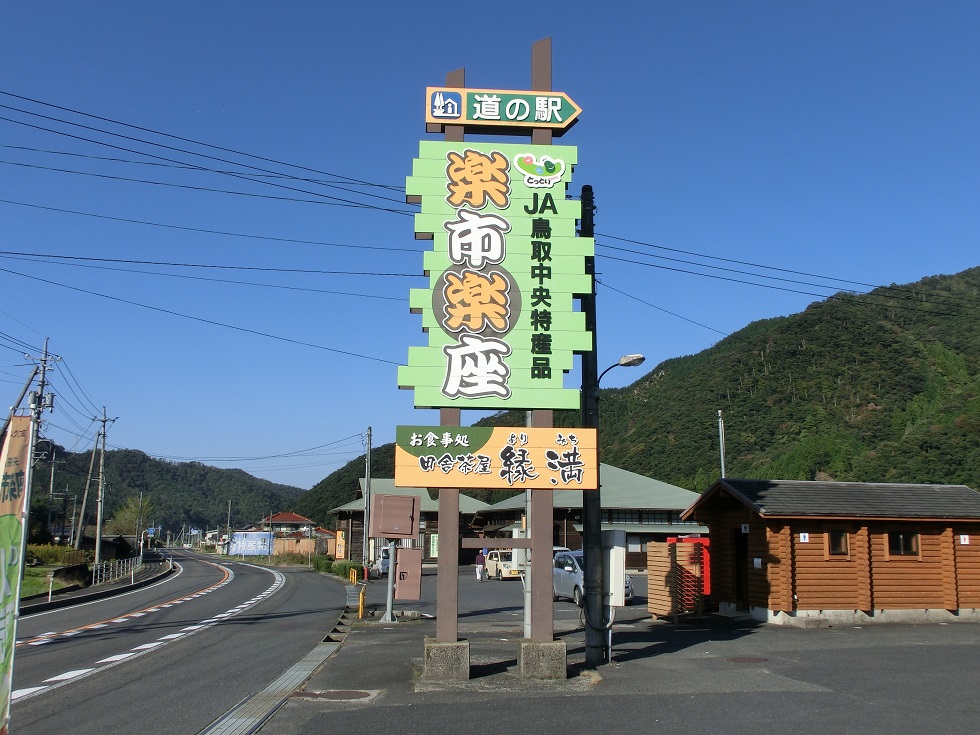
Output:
[
  {"xmin": 261, "ymin": 512, "xmax": 315, "ymax": 534},
  {"xmin": 474, "ymin": 464, "xmax": 705, "ymax": 570},
  {"xmin": 683, "ymin": 479, "xmax": 980, "ymax": 625},
  {"xmin": 330, "ymin": 480, "xmax": 490, "ymax": 564}
]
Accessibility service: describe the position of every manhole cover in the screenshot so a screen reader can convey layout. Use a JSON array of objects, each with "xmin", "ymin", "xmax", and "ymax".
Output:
[
  {"xmin": 727, "ymin": 657, "xmax": 768, "ymax": 663},
  {"xmin": 293, "ymin": 690, "xmax": 372, "ymax": 701}
]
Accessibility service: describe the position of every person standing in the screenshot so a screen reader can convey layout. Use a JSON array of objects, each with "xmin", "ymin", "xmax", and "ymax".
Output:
[{"xmin": 475, "ymin": 550, "xmax": 486, "ymax": 581}]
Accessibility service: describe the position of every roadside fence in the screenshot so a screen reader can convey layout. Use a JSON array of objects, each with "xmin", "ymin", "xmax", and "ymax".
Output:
[{"xmin": 92, "ymin": 555, "xmax": 144, "ymax": 586}]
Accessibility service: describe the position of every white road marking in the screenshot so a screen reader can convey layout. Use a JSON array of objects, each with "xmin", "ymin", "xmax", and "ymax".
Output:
[{"xmin": 45, "ymin": 669, "xmax": 94, "ymax": 682}]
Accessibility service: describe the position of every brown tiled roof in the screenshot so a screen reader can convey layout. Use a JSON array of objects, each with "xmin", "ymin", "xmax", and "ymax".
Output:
[{"xmin": 264, "ymin": 512, "xmax": 312, "ymax": 524}]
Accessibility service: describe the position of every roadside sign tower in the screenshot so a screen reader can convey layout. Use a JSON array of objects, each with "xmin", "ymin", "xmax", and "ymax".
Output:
[{"xmin": 398, "ymin": 38, "xmax": 594, "ymax": 679}]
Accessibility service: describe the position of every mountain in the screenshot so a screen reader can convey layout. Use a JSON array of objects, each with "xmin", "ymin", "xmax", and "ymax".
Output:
[
  {"xmin": 29, "ymin": 447, "xmax": 305, "ymax": 540},
  {"xmin": 292, "ymin": 267, "xmax": 979, "ymax": 523},
  {"xmin": 591, "ymin": 267, "xmax": 980, "ymax": 491}
]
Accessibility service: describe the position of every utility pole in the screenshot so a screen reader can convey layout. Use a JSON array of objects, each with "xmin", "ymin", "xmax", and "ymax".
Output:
[
  {"xmin": 46, "ymin": 445, "xmax": 62, "ymax": 538},
  {"xmin": 579, "ymin": 184, "xmax": 607, "ymax": 667},
  {"xmin": 226, "ymin": 499, "xmax": 232, "ymax": 551},
  {"xmin": 74, "ymin": 437, "xmax": 99, "ymax": 549},
  {"xmin": 718, "ymin": 410, "xmax": 727, "ymax": 477},
  {"xmin": 136, "ymin": 490, "xmax": 144, "ymax": 554},
  {"xmin": 93, "ymin": 407, "xmax": 116, "ymax": 565},
  {"xmin": 21, "ymin": 340, "xmax": 56, "ymax": 578},
  {"xmin": 28, "ymin": 340, "xmax": 58, "ymax": 472},
  {"xmin": 362, "ymin": 426, "xmax": 372, "ymax": 572}
]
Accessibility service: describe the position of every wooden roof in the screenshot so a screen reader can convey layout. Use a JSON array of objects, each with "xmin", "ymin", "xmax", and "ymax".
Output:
[{"xmin": 684, "ymin": 479, "xmax": 980, "ymax": 521}]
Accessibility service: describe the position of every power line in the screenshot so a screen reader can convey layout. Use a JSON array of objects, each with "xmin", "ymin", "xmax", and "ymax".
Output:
[
  {"xmin": 0, "ymin": 198, "xmax": 420, "ymax": 253},
  {"xmin": 0, "ymin": 266, "xmax": 400, "ymax": 365},
  {"xmin": 0, "ymin": 249, "xmax": 417, "ymax": 278},
  {"xmin": 0, "ymin": 156, "xmax": 411, "ymax": 213},
  {"xmin": 596, "ymin": 250, "xmax": 972, "ymax": 319},
  {"xmin": 597, "ymin": 232, "xmax": 980, "ymax": 309},
  {"xmin": 0, "ymin": 89, "xmax": 405, "ymax": 191},
  {"xmin": 55, "ymin": 356, "xmax": 102, "ymax": 416},
  {"xmin": 596, "ymin": 279, "xmax": 728, "ymax": 336},
  {"xmin": 0, "ymin": 104, "xmax": 415, "ymax": 212},
  {"xmin": 143, "ymin": 435, "xmax": 364, "ymax": 463},
  {"xmin": 0, "ymin": 143, "xmax": 402, "ymax": 189},
  {"xmin": 0, "ymin": 255, "xmax": 409, "ymax": 302}
]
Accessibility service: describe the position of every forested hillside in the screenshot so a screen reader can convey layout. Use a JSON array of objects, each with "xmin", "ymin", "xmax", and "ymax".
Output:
[
  {"xmin": 29, "ymin": 447, "xmax": 304, "ymax": 540},
  {"xmin": 293, "ymin": 267, "xmax": 979, "ymax": 525},
  {"xmin": 591, "ymin": 267, "xmax": 980, "ymax": 490}
]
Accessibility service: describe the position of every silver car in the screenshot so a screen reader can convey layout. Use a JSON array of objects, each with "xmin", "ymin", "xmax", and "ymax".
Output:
[{"xmin": 552, "ymin": 550, "xmax": 633, "ymax": 606}]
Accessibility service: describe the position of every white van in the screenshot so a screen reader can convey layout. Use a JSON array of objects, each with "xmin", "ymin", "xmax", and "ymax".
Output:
[{"xmin": 485, "ymin": 550, "xmax": 525, "ymax": 580}]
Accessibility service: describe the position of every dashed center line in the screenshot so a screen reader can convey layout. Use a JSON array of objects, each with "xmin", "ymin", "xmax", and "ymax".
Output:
[{"xmin": 13, "ymin": 564, "xmax": 285, "ymax": 704}]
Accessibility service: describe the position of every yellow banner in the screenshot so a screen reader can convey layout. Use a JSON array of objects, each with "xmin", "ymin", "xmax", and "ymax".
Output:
[{"xmin": 395, "ymin": 425, "xmax": 597, "ymax": 490}]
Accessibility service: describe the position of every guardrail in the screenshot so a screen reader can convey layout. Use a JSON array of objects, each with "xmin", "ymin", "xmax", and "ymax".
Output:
[{"xmin": 91, "ymin": 555, "xmax": 144, "ymax": 586}]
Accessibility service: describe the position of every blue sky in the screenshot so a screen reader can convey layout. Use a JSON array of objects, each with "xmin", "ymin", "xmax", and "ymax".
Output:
[{"xmin": 2, "ymin": 2, "xmax": 977, "ymax": 489}]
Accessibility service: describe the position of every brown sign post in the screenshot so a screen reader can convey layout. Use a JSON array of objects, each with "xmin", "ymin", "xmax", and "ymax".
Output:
[{"xmin": 407, "ymin": 38, "xmax": 588, "ymax": 681}]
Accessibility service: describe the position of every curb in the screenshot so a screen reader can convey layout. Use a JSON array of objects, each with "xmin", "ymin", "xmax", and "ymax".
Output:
[{"xmin": 20, "ymin": 559, "xmax": 178, "ymax": 614}]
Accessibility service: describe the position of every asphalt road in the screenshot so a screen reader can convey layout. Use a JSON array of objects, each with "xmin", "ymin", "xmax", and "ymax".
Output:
[{"xmin": 10, "ymin": 551, "xmax": 346, "ymax": 735}]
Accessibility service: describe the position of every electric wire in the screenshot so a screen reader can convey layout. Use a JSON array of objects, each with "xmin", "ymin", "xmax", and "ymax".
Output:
[
  {"xmin": 596, "ymin": 279, "xmax": 727, "ymax": 336},
  {"xmin": 0, "ymin": 106, "xmax": 415, "ymax": 213},
  {"xmin": 0, "ymin": 266, "xmax": 401, "ymax": 365},
  {"xmin": 0, "ymin": 198, "xmax": 420, "ymax": 253},
  {"xmin": 0, "ymin": 156, "xmax": 410, "ymax": 213},
  {"xmin": 56, "ymin": 356, "xmax": 102, "ymax": 416},
  {"xmin": 0, "ymin": 143, "xmax": 399, "ymax": 189},
  {"xmin": 0, "ymin": 89, "xmax": 404, "ymax": 191},
  {"xmin": 0, "ymin": 249, "xmax": 417, "ymax": 277},
  {"xmin": 0, "ymin": 253, "xmax": 414, "ymax": 302},
  {"xmin": 597, "ymin": 232, "xmax": 980, "ymax": 308}
]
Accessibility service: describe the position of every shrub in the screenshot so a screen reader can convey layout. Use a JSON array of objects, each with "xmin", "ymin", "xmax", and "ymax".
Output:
[
  {"xmin": 330, "ymin": 560, "xmax": 363, "ymax": 581},
  {"xmin": 26, "ymin": 544, "xmax": 87, "ymax": 567}
]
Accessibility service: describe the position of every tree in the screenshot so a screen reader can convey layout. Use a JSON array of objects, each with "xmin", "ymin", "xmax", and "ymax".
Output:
[{"xmin": 104, "ymin": 494, "xmax": 155, "ymax": 537}]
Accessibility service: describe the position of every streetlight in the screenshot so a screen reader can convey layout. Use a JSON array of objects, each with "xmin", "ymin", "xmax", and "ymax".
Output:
[{"xmin": 582, "ymin": 352, "xmax": 645, "ymax": 666}]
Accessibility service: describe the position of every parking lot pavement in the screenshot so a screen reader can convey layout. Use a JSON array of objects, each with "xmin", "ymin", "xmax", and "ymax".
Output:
[{"xmin": 269, "ymin": 568, "xmax": 980, "ymax": 735}]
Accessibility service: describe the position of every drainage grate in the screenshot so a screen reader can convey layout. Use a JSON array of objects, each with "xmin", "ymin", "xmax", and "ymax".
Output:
[{"xmin": 727, "ymin": 657, "xmax": 768, "ymax": 663}]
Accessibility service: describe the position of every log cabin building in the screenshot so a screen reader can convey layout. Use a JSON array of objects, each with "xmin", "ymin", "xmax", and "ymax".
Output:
[{"xmin": 683, "ymin": 479, "xmax": 980, "ymax": 625}]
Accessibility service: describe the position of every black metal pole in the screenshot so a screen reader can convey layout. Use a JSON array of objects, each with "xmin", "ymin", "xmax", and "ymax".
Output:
[{"xmin": 579, "ymin": 184, "xmax": 606, "ymax": 666}]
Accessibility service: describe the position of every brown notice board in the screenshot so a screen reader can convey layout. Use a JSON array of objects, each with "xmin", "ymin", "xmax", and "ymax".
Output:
[{"xmin": 368, "ymin": 494, "xmax": 420, "ymax": 539}]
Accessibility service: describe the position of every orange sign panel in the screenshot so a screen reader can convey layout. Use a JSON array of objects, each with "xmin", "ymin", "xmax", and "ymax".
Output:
[{"xmin": 394, "ymin": 425, "xmax": 597, "ymax": 490}]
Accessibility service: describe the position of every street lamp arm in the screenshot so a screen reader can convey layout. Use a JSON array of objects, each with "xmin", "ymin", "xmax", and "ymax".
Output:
[{"xmin": 597, "ymin": 354, "xmax": 646, "ymax": 391}]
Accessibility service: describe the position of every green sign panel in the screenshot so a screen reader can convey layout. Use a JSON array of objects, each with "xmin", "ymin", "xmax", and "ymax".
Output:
[
  {"xmin": 398, "ymin": 142, "xmax": 594, "ymax": 410},
  {"xmin": 426, "ymin": 87, "xmax": 581, "ymax": 131}
]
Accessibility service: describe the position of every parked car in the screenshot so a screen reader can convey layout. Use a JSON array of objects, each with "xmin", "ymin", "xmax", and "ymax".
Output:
[
  {"xmin": 485, "ymin": 550, "xmax": 525, "ymax": 580},
  {"xmin": 553, "ymin": 550, "xmax": 633, "ymax": 606},
  {"xmin": 371, "ymin": 547, "xmax": 390, "ymax": 577}
]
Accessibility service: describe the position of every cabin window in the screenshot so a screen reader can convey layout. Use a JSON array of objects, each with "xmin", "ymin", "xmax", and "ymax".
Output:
[
  {"xmin": 887, "ymin": 531, "xmax": 919, "ymax": 557},
  {"xmin": 827, "ymin": 530, "xmax": 849, "ymax": 556}
]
